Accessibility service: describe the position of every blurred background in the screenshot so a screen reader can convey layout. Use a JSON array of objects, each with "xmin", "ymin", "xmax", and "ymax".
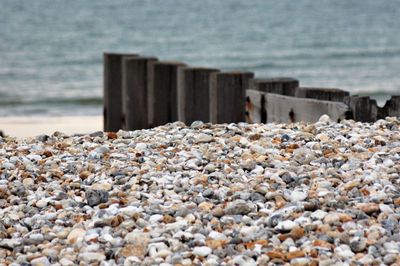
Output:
[{"xmin": 1, "ymin": 0, "xmax": 399, "ymax": 118}]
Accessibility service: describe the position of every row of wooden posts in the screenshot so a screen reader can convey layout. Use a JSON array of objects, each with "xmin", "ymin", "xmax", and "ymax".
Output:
[{"xmin": 103, "ymin": 53, "xmax": 400, "ymax": 132}]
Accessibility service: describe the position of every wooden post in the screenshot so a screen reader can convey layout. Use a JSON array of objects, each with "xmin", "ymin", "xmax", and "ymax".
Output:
[
  {"xmin": 177, "ymin": 67, "xmax": 220, "ymax": 125},
  {"xmin": 246, "ymin": 89, "xmax": 265, "ymax": 123},
  {"xmin": 379, "ymin": 96, "xmax": 400, "ymax": 119},
  {"xmin": 344, "ymin": 96, "xmax": 376, "ymax": 122},
  {"xmin": 103, "ymin": 53, "xmax": 137, "ymax": 132},
  {"xmin": 150, "ymin": 62, "xmax": 187, "ymax": 127},
  {"xmin": 250, "ymin": 77, "xmax": 299, "ymax": 96},
  {"xmin": 122, "ymin": 57, "xmax": 158, "ymax": 130},
  {"xmin": 210, "ymin": 72, "xmax": 254, "ymax": 124},
  {"xmin": 296, "ymin": 87, "xmax": 349, "ymax": 102}
]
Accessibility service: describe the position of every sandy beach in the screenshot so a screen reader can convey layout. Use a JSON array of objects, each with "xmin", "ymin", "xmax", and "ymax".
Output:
[{"xmin": 0, "ymin": 116, "xmax": 102, "ymax": 139}]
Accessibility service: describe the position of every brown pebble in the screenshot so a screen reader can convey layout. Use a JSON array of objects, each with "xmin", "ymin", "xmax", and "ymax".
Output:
[
  {"xmin": 310, "ymin": 249, "xmax": 319, "ymax": 258},
  {"xmin": 286, "ymin": 250, "xmax": 305, "ymax": 260},
  {"xmin": 290, "ymin": 226, "xmax": 305, "ymax": 240},
  {"xmin": 275, "ymin": 195, "xmax": 286, "ymax": 209},
  {"xmin": 205, "ymin": 239, "xmax": 228, "ymax": 249},
  {"xmin": 106, "ymin": 132, "xmax": 118, "ymax": 139},
  {"xmin": 266, "ymin": 251, "xmax": 285, "ymax": 260},
  {"xmin": 42, "ymin": 150, "xmax": 53, "ymax": 157},
  {"xmin": 355, "ymin": 203, "xmax": 380, "ymax": 214},
  {"xmin": 163, "ymin": 214, "xmax": 176, "ymax": 224},
  {"xmin": 79, "ymin": 171, "xmax": 91, "ymax": 179},
  {"xmin": 312, "ymin": 240, "xmax": 335, "ymax": 250}
]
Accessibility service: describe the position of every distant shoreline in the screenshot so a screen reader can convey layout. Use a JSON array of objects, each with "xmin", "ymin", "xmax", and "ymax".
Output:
[{"xmin": 0, "ymin": 116, "xmax": 102, "ymax": 138}]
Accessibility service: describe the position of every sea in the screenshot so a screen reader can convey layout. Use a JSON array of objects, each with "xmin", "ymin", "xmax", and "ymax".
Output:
[{"xmin": 1, "ymin": 0, "xmax": 400, "ymax": 116}]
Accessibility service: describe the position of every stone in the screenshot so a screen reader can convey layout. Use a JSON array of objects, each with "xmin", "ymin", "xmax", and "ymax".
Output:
[
  {"xmin": 193, "ymin": 246, "xmax": 212, "ymax": 257},
  {"xmin": 194, "ymin": 133, "xmax": 214, "ymax": 143},
  {"xmin": 275, "ymin": 220, "xmax": 297, "ymax": 232},
  {"xmin": 78, "ymin": 252, "xmax": 106, "ymax": 264},
  {"xmin": 59, "ymin": 258, "xmax": 75, "ymax": 266},
  {"xmin": 350, "ymin": 237, "xmax": 367, "ymax": 253},
  {"xmin": 225, "ymin": 200, "xmax": 256, "ymax": 215},
  {"xmin": 30, "ymin": 256, "xmax": 51, "ymax": 266},
  {"xmin": 290, "ymin": 190, "xmax": 308, "ymax": 202},
  {"xmin": 67, "ymin": 228, "xmax": 86, "ymax": 244},
  {"xmin": 85, "ymin": 189, "xmax": 109, "ymax": 207},
  {"xmin": 334, "ymin": 245, "xmax": 355, "ymax": 260}
]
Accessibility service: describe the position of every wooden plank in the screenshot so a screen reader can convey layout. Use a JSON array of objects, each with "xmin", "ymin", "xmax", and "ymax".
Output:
[
  {"xmin": 295, "ymin": 87, "xmax": 349, "ymax": 102},
  {"xmin": 122, "ymin": 57, "xmax": 158, "ymax": 130},
  {"xmin": 177, "ymin": 67, "xmax": 220, "ymax": 125},
  {"xmin": 103, "ymin": 52, "xmax": 137, "ymax": 132},
  {"xmin": 264, "ymin": 93, "xmax": 350, "ymax": 123},
  {"xmin": 250, "ymin": 77, "xmax": 299, "ymax": 96},
  {"xmin": 151, "ymin": 61, "xmax": 187, "ymax": 127},
  {"xmin": 210, "ymin": 72, "xmax": 254, "ymax": 123}
]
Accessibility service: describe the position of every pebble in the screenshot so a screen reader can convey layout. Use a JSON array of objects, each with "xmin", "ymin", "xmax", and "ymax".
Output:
[
  {"xmin": 85, "ymin": 189, "xmax": 109, "ymax": 206},
  {"xmin": 275, "ymin": 220, "xmax": 297, "ymax": 232},
  {"xmin": 0, "ymin": 117, "xmax": 399, "ymax": 265},
  {"xmin": 67, "ymin": 228, "xmax": 86, "ymax": 244},
  {"xmin": 30, "ymin": 256, "xmax": 51, "ymax": 266},
  {"xmin": 193, "ymin": 246, "xmax": 212, "ymax": 257},
  {"xmin": 225, "ymin": 200, "xmax": 256, "ymax": 215},
  {"xmin": 290, "ymin": 190, "xmax": 308, "ymax": 202}
]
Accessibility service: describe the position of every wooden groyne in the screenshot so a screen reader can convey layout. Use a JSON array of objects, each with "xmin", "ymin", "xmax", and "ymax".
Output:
[{"xmin": 103, "ymin": 52, "xmax": 400, "ymax": 131}]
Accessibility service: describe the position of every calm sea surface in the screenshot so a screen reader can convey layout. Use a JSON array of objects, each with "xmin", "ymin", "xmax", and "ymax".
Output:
[{"xmin": 1, "ymin": 0, "xmax": 400, "ymax": 116}]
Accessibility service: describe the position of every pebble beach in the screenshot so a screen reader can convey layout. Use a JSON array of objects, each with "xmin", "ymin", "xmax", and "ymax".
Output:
[{"xmin": 1, "ymin": 115, "xmax": 400, "ymax": 265}]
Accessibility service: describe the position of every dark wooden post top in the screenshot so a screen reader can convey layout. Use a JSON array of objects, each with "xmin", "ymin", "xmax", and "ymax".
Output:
[
  {"xmin": 251, "ymin": 77, "xmax": 299, "ymax": 96},
  {"xmin": 103, "ymin": 52, "xmax": 138, "ymax": 132}
]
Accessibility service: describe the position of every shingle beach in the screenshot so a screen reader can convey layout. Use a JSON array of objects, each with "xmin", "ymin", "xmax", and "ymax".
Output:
[{"xmin": 1, "ymin": 115, "xmax": 400, "ymax": 265}]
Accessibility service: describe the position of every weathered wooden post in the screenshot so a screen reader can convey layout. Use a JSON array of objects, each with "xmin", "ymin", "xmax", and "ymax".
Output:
[
  {"xmin": 150, "ymin": 62, "xmax": 187, "ymax": 127},
  {"xmin": 103, "ymin": 53, "xmax": 137, "ymax": 132},
  {"xmin": 344, "ymin": 96, "xmax": 376, "ymax": 122},
  {"xmin": 122, "ymin": 56, "xmax": 158, "ymax": 130},
  {"xmin": 382, "ymin": 96, "xmax": 400, "ymax": 118},
  {"xmin": 251, "ymin": 77, "xmax": 299, "ymax": 96},
  {"xmin": 177, "ymin": 67, "xmax": 220, "ymax": 125},
  {"xmin": 296, "ymin": 87, "xmax": 349, "ymax": 102},
  {"xmin": 210, "ymin": 72, "xmax": 254, "ymax": 123}
]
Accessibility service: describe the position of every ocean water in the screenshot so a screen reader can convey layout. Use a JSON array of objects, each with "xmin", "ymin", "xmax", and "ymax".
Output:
[{"xmin": 1, "ymin": 0, "xmax": 400, "ymax": 116}]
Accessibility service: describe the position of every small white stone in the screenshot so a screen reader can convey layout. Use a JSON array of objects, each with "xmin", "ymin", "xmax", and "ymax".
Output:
[
  {"xmin": 29, "ymin": 233, "xmax": 44, "ymax": 243},
  {"xmin": 318, "ymin": 114, "xmax": 331, "ymax": 123},
  {"xmin": 149, "ymin": 214, "xmax": 164, "ymax": 223},
  {"xmin": 1, "ymin": 162, "xmax": 15, "ymax": 170},
  {"xmin": 135, "ymin": 143, "xmax": 147, "ymax": 151},
  {"xmin": 78, "ymin": 252, "xmax": 106, "ymax": 263},
  {"xmin": 384, "ymin": 241, "xmax": 400, "ymax": 253},
  {"xmin": 334, "ymin": 245, "xmax": 355, "ymax": 259},
  {"xmin": 290, "ymin": 190, "xmax": 307, "ymax": 202},
  {"xmin": 208, "ymin": 231, "xmax": 227, "ymax": 240},
  {"xmin": 311, "ymin": 210, "xmax": 328, "ymax": 220},
  {"xmin": 59, "ymin": 258, "xmax": 75, "ymax": 266},
  {"xmin": 125, "ymin": 231, "xmax": 149, "ymax": 244},
  {"xmin": 275, "ymin": 220, "xmax": 297, "ymax": 231},
  {"xmin": 250, "ymin": 144, "xmax": 267, "ymax": 155},
  {"xmin": 240, "ymin": 226, "xmax": 258, "ymax": 237},
  {"xmin": 31, "ymin": 256, "xmax": 51, "ymax": 266},
  {"xmin": 35, "ymin": 199, "xmax": 48, "ymax": 208},
  {"xmin": 290, "ymin": 257, "xmax": 311, "ymax": 266},
  {"xmin": 379, "ymin": 204, "xmax": 394, "ymax": 214},
  {"xmin": 193, "ymin": 246, "xmax": 212, "ymax": 257},
  {"xmin": 194, "ymin": 133, "xmax": 214, "ymax": 143}
]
